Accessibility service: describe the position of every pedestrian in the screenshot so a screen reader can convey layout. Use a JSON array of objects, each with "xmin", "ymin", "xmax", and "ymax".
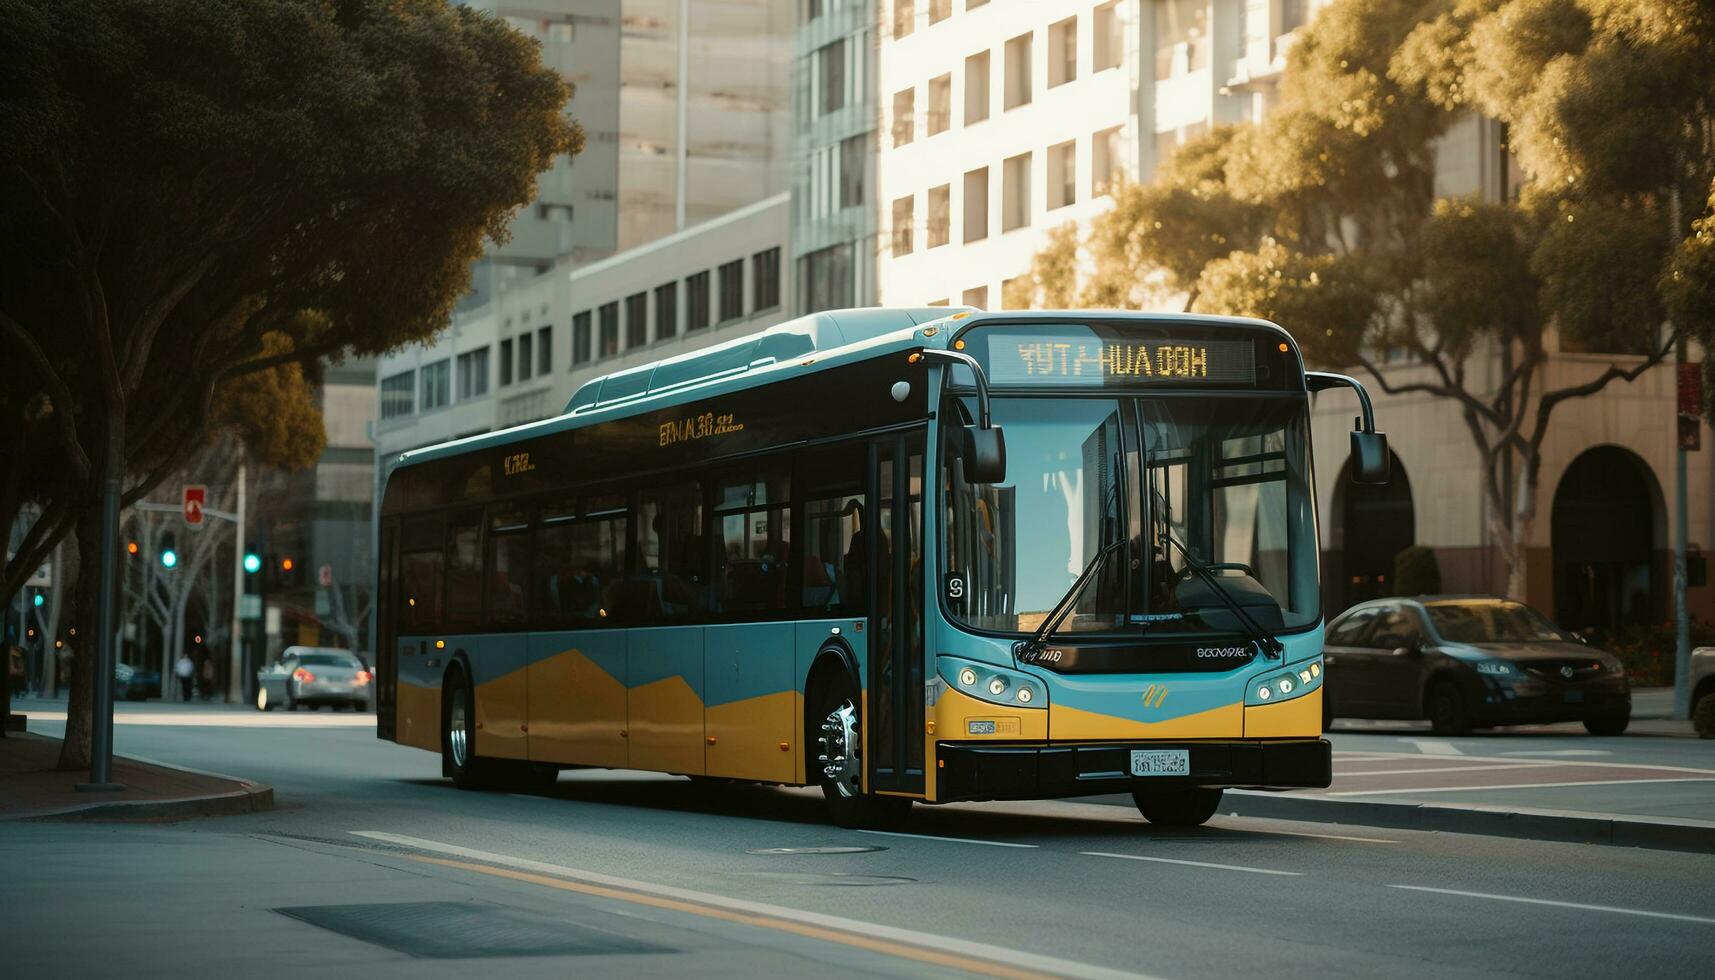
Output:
[
  {"xmin": 200, "ymin": 656, "xmax": 216, "ymax": 701},
  {"xmin": 174, "ymin": 651, "xmax": 194, "ymax": 701}
]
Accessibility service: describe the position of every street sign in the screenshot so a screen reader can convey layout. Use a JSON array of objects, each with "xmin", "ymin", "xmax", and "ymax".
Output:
[
  {"xmin": 318, "ymin": 563, "xmax": 334, "ymax": 588},
  {"xmin": 239, "ymin": 595, "xmax": 262, "ymax": 620},
  {"xmin": 182, "ymin": 485, "xmax": 207, "ymax": 529}
]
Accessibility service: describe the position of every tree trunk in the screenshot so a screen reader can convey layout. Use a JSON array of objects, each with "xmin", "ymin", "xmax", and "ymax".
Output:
[{"xmin": 55, "ymin": 513, "xmax": 98, "ymax": 770}]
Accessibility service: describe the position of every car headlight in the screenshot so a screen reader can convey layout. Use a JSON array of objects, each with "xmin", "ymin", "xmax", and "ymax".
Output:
[{"xmin": 1475, "ymin": 661, "xmax": 1515, "ymax": 676}]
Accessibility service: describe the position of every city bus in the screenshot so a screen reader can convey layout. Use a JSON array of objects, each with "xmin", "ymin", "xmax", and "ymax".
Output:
[{"xmin": 374, "ymin": 308, "xmax": 1388, "ymax": 828}]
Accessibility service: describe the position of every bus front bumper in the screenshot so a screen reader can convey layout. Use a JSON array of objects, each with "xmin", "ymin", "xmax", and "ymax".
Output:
[{"xmin": 934, "ymin": 738, "xmax": 1331, "ymax": 804}]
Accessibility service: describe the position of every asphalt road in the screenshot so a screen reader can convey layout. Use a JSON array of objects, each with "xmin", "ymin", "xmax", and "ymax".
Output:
[{"xmin": 6, "ymin": 704, "xmax": 1712, "ymax": 979}]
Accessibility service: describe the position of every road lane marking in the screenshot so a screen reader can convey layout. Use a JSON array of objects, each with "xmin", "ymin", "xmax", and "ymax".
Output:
[
  {"xmin": 1326, "ymin": 776, "xmax": 1715, "ymax": 796},
  {"xmin": 1338, "ymin": 752, "xmax": 1715, "ymax": 776},
  {"xmin": 1498, "ymin": 749, "xmax": 1611, "ymax": 757},
  {"xmin": 1248, "ymin": 829, "xmax": 1399, "ymax": 844},
  {"xmin": 857, "ymin": 829, "xmax": 1038, "ymax": 848},
  {"xmin": 1336, "ymin": 763, "xmax": 1554, "ymax": 777},
  {"xmin": 351, "ymin": 831, "xmax": 1139, "ymax": 980},
  {"xmin": 1404, "ymin": 739, "xmax": 1464, "ymax": 756},
  {"xmin": 1390, "ymin": 885, "xmax": 1715, "ymax": 925},
  {"xmin": 1081, "ymin": 851, "xmax": 1303, "ymax": 876}
]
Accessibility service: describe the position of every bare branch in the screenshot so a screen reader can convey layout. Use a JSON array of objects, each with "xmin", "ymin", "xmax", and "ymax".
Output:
[
  {"xmin": 0, "ymin": 310, "xmax": 93, "ymax": 480},
  {"xmin": 1527, "ymin": 333, "xmax": 1678, "ymax": 453}
]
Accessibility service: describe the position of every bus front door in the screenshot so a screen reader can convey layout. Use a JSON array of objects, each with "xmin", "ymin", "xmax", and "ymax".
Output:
[{"xmin": 868, "ymin": 435, "xmax": 926, "ymax": 796}]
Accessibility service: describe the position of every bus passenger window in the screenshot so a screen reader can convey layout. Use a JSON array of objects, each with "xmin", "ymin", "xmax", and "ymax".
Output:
[
  {"xmin": 803, "ymin": 495, "xmax": 864, "ymax": 613},
  {"xmin": 486, "ymin": 505, "xmax": 530, "ymax": 627},
  {"xmin": 535, "ymin": 505, "xmax": 626, "ymax": 627},
  {"xmin": 713, "ymin": 467, "xmax": 791, "ymax": 615},
  {"xmin": 632, "ymin": 483, "xmax": 707, "ymax": 620},
  {"xmin": 444, "ymin": 514, "xmax": 483, "ymax": 631}
]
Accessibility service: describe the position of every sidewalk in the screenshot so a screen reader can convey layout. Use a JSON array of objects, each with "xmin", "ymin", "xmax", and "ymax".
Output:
[{"xmin": 0, "ymin": 731, "xmax": 272, "ymax": 821}]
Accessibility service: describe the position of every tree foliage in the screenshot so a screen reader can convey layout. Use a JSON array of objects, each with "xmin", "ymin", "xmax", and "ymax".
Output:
[
  {"xmin": 1012, "ymin": 0, "xmax": 1715, "ymax": 600},
  {"xmin": 0, "ymin": 0, "xmax": 581, "ymax": 767}
]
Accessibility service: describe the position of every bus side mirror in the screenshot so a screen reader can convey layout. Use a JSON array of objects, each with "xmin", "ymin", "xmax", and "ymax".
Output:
[
  {"xmin": 1350, "ymin": 429, "xmax": 1390, "ymax": 485},
  {"xmin": 962, "ymin": 425, "xmax": 1007, "ymax": 484}
]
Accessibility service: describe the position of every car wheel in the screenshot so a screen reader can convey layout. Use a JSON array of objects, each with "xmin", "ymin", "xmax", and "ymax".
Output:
[
  {"xmin": 1582, "ymin": 711, "xmax": 1630, "ymax": 736},
  {"xmin": 811, "ymin": 667, "xmax": 911, "ymax": 829},
  {"xmin": 1427, "ymin": 680, "xmax": 1472, "ymax": 736},
  {"xmin": 1695, "ymin": 690, "xmax": 1715, "ymax": 739},
  {"xmin": 1133, "ymin": 787, "xmax": 1224, "ymax": 827}
]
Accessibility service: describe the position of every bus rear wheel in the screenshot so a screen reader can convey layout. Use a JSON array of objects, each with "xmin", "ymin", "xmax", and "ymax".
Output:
[
  {"xmin": 812, "ymin": 669, "xmax": 910, "ymax": 829},
  {"xmin": 1132, "ymin": 787, "xmax": 1223, "ymax": 827}
]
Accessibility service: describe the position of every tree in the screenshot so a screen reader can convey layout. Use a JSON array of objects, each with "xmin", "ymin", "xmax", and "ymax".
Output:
[
  {"xmin": 0, "ymin": 0, "xmax": 581, "ymax": 768},
  {"xmin": 1010, "ymin": 0, "xmax": 1715, "ymax": 600}
]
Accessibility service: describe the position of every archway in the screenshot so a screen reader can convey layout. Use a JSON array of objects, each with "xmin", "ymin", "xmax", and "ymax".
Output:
[
  {"xmin": 1338, "ymin": 449, "xmax": 1414, "ymax": 611},
  {"xmin": 1552, "ymin": 446, "xmax": 1661, "ymax": 634}
]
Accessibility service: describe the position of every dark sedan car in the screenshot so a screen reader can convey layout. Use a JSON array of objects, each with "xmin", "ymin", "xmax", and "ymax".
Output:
[{"xmin": 1323, "ymin": 596, "xmax": 1630, "ymax": 736}]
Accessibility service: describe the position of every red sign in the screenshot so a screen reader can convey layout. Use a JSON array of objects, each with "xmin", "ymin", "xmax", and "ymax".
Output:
[
  {"xmin": 182, "ymin": 485, "xmax": 206, "ymax": 528},
  {"xmin": 1678, "ymin": 362, "xmax": 1702, "ymax": 417}
]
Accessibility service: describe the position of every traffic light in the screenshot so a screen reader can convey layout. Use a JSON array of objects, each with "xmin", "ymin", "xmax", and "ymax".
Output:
[
  {"xmin": 32, "ymin": 593, "xmax": 44, "ymax": 608},
  {"xmin": 281, "ymin": 556, "xmax": 295, "ymax": 573},
  {"xmin": 127, "ymin": 541, "xmax": 139, "ymax": 556},
  {"xmin": 244, "ymin": 552, "xmax": 262, "ymax": 574},
  {"xmin": 160, "ymin": 533, "xmax": 178, "ymax": 569}
]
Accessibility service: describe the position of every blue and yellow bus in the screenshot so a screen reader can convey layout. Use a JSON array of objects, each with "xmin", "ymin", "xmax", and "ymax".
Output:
[{"xmin": 375, "ymin": 308, "xmax": 1388, "ymax": 827}]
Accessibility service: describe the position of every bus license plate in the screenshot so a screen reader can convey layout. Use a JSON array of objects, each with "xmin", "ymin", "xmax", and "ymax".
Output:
[{"xmin": 1130, "ymin": 750, "xmax": 1190, "ymax": 777}]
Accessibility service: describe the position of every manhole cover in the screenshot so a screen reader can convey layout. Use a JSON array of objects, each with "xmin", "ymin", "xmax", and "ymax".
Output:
[
  {"xmin": 736, "ymin": 871, "xmax": 916, "ymax": 886},
  {"xmin": 275, "ymin": 901, "xmax": 667, "ymax": 959},
  {"xmin": 745, "ymin": 845, "xmax": 886, "ymax": 855}
]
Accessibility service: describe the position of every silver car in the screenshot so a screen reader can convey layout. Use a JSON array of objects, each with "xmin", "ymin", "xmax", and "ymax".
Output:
[{"xmin": 256, "ymin": 647, "xmax": 372, "ymax": 711}]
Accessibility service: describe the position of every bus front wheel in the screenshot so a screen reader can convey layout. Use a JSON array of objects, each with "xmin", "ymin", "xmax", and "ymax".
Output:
[
  {"xmin": 811, "ymin": 670, "xmax": 910, "ymax": 829},
  {"xmin": 1132, "ymin": 787, "xmax": 1223, "ymax": 827}
]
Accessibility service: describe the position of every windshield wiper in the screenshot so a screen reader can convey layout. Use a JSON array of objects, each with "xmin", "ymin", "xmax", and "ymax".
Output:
[
  {"xmin": 1153, "ymin": 518, "xmax": 1284, "ymax": 660},
  {"xmin": 1015, "ymin": 537, "xmax": 1125, "ymax": 666}
]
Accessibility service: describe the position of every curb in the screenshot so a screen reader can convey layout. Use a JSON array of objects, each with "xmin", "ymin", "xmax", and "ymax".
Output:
[
  {"xmin": 1220, "ymin": 790, "xmax": 1715, "ymax": 854},
  {"xmin": 5, "ymin": 750, "xmax": 274, "ymax": 824}
]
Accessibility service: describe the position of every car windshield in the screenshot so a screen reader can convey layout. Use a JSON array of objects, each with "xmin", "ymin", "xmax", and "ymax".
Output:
[
  {"xmin": 1424, "ymin": 602, "xmax": 1573, "ymax": 644},
  {"xmin": 943, "ymin": 395, "xmax": 1319, "ymax": 635},
  {"xmin": 294, "ymin": 652, "xmax": 360, "ymax": 667}
]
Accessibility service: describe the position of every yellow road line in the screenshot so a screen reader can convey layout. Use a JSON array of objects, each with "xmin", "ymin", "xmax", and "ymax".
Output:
[{"xmin": 407, "ymin": 854, "xmax": 1054, "ymax": 980}]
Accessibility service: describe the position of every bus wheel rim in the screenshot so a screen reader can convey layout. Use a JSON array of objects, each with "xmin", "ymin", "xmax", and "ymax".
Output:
[
  {"xmin": 449, "ymin": 688, "xmax": 469, "ymax": 768},
  {"xmin": 818, "ymin": 699, "xmax": 860, "ymax": 799}
]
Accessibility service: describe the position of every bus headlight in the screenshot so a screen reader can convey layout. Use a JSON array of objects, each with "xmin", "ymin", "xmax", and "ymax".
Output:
[
  {"xmin": 938, "ymin": 657, "xmax": 1045, "ymax": 710},
  {"xmin": 1247, "ymin": 658, "xmax": 1323, "ymax": 706},
  {"xmin": 988, "ymin": 677, "xmax": 1008, "ymax": 697},
  {"xmin": 959, "ymin": 667, "xmax": 978, "ymax": 687},
  {"xmin": 1016, "ymin": 686, "xmax": 1033, "ymax": 704},
  {"xmin": 1257, "ymin": 685, "xmax": 1271, "ymax": 700},
  {"xmin": 1277, "ymin": 678, "xmax": 1294, "ymax": 695}
]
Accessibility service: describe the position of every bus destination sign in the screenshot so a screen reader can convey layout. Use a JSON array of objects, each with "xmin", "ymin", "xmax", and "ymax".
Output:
[{"xmin": 986, "ymin": 336, "xmax": 1258, "ymax": 386}]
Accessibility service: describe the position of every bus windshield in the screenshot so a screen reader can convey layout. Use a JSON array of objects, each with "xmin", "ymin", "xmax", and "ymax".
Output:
[{"xmin": 943, "ymin": 394, "xmax": 1319, "ymax": 637}]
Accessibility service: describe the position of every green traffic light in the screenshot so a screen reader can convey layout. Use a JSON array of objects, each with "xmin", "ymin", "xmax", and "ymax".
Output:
[
  {"xmin": 160, "ymin": 549, "xmax": 178, "ymax": 569},
  {"xmin": 243, "ymin": 553, "xmax": 262, "ymax": 574},
  {"xmin": 33, "ymin": 594, "xmax": 44, "ymax": 608}
]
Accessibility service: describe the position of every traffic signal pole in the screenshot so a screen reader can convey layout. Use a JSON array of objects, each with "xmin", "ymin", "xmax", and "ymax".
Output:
[
  {"xmin": 78, "ymin": 435, "xmax": 124, "ymax": 791},
  {"xmin": 228, "ymin": 463, "xmax": 245, "ymax": 702}
]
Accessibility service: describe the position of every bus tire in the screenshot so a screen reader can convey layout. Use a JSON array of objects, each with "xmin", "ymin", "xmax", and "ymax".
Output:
[
  {"xmin": 1132, "ymin": 787, "xmax": 1223, "ymax": 827},
  {"xmin": 443, "ymin": 667, "xmax": 499, "ymax": 790},
  {"xmin": 810, "ymin": 668, "xmax": 910, "ymax": 830}
]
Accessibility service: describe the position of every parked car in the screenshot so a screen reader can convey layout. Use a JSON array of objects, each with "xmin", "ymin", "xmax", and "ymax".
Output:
[
  {"xmin": 1690, "ymin": 646, "xmax": 1715, "ymax": 738},
  {"xmin": 256, "ymin": 647, "xmax": 371, "ymax": 711},
  {"xmin": 114, "ymin": 662, "xmax": 161, "ymax": 701},
  {"xmin": 1323, "ymin": 596, "xmax": 1631, "ymax": 736}
]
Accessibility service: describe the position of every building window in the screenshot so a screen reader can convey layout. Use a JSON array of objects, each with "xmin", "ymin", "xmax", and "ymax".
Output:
[
  {"xmin": 966, "ymin": 0, "xmax": 987, "ymax": 7},
  {"xmin": 753, "ymin": 247, "xmax": 781, "ymax": 311},
  {"xmin": 963, "ymin": 167, "xmax": 989, "ymax": 242},
  {"xmin": 537, "ymin": 326, "xmax": 551, "ymax": 374},
  {"xmin": 573, "ymin": 311, "xmax": 592, "ymax": 365},
  {"xmin": 1093, "ymin": 1, "xmax": 1121, "ymax": 72},
  {"xmin": 894, "ymin": 0, "xmax": 914, "ymax": 38},
  {"xmin": 964, "ymin": 51, "xmax": 990, "ymax": 125},
  {"xmin": 380, "ymin": 370, "xmax": 415, "ymax": 419},
  {"xmin": 499, "ymin": 338, "xmax": 513, "ymax": 386},
  {"xmin": 599, "ymin": 301, "xmax": 619, "ymax": 356},
  {"xmin": 1155, "ymin": 0, "xmax": 1207, "ymax": 81},
  {"xmin": 840, "ymin": 134, "xmax": 866, "ymax": 208},
  {"xmin": 818, "ymin": 39, "xmax": 845, "ymax": 115},
  {"xmin": 802, "ymin": 243, "xmax": 853, "ymax": 313},
  {"xmin": 718, "ymin": 259, "xmax": 744, "ymax": 322},
  {"xmin": 655, "ymin": 282, "xmax": 677, "ymax": 339},
  {"xmin": 892, "ymin": 88, "xmax": 915, "ymax": 147},
  {"xmin": 1048, "ymin": 139, "xmax": 1076, "ymax": 210},
  {"xmin": 1003, "ymin": 152, "xmax": 1031, "ymax": 231},
  {"xmin": 892, "ymin": 195, "xmax": 915, "ymax": 256},
  {"xmin": 963, "ymin": 286, "xmax": 988, "ymax": 309},
  {"xmin": 1004, "ymin": 33, "xmax": 1032, "ymax": 110},
  {"xmin": 927, "ymin": 73, "xmax": 951, "ymax": 135},
  {"xmin": 626, "ymin": 292, "xmax": 647, "ymax": 347},
  {"xmin": 456, "ymin": 347, "xmax": 489, "ymax": 400},
  {"xmin": 687, "ymin": 271, "xmax": 711, "ymax": 330},
  {"xmin": 1282, "ymin": 0, "xmax": 1307, "ymax": 34},
  {"xmin": 931, "ymin": 0, "xmax": 952, "ymax": 23},
  {"xmin": 1050, "ymin": 16, "xmax": 1078, "ymax": 88},
  {"xmin": 927, "ymin": 184, "xmax": 950, "ymax": 248},
  {"xmin": 1094, "ymin": 124, "xmax": 1123, "ymax": 195},
  {"xmin": 516, "ymin": 333, "xmax": 532, "ymax": 380},
  {"xmin": 807, "ymin": 0, "xmax": 824, "ymax": 20},
  {"xmin": 421, "ymin": 359, "xmax": 451, "ymax": 411}
]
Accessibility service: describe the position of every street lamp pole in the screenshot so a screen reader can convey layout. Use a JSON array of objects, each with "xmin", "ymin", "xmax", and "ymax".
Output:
[{"xmin": 228, "ymin": 463, "xmax": 246, "ymax": 703}]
